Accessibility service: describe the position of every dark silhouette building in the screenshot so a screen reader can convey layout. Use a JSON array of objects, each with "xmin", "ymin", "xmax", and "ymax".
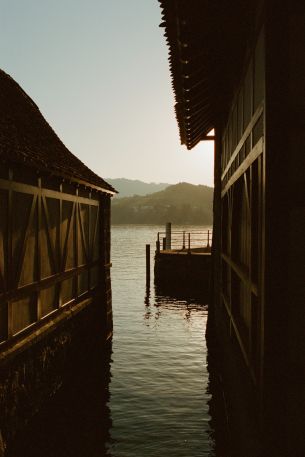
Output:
[
  {"xmin": 0, "ymin": 69, "xmax": 115, "ymax": 453},
  {"xmin": 159, "ymin": 1, "xmax": 305, "ymax": 455}
]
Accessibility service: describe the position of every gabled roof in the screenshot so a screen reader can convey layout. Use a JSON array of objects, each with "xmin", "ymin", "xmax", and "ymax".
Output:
[
  {"xmin": 159, "ymin": 0, "xmax": 255, "ymax": 149},
  {"xmin": 0, "ymin": 69, "xmax": 115, "ymax": 194}
]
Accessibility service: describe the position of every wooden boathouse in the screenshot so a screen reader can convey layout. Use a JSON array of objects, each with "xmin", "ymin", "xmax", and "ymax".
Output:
[
  {"xmin": 0, "ymin": 69, "xmax": 115, "ymax": 453},
  {"xmin": 159, "ymin": 1, "xmax": 305, "ymax": 455}
]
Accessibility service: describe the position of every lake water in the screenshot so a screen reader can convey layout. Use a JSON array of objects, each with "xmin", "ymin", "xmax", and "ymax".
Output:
[
  {"xmin": 108, "ymin": 224, "xmax": 215, "ymax": 457},
  {"xmin": 10, "ymin": 224, "xmax": 224, "ymax": 457}
]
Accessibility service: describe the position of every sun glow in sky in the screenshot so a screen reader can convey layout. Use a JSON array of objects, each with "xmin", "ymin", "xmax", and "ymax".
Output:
[{"xmin": 0, "ymin": 0, "xmax": 214, "ymax": 186}]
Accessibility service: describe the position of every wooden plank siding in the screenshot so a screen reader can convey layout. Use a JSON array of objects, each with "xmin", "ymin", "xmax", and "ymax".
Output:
[
  {"xmin": 159, "ymin": 2, "xmax": 305, "ymax": 452},
  {"xmin": 0, "ymin": 167, "xmax": 109, "ymax": 345},
  {"xmin": 220, "ymin": 27, "xmax": 265, "ymax": 387}
]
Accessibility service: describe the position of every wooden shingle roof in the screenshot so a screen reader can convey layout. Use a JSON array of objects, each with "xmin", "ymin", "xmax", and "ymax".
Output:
[
  {"xmin": 0, "ymin": 69, "xmax": 115, "ymax": 194},
  {"xmin": 159, "ymin": 0, "xmax": 255, "ymax": 149}
]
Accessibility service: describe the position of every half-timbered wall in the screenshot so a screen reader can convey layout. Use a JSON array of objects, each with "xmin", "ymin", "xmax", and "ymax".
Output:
[
  {"xmin": 220, "ymin": 27, "xmax": 265, "ymax": 383},
  {"xmin": 0, "ymin": 164, "xmax": 109, "ymax": 344}
]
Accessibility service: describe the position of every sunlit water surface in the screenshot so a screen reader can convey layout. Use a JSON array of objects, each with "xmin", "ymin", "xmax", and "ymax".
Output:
[
  {"xmin": 108, "ymin": 225, "xmax": 215, "ymax": 457},
  {"xmin": 10, "ymin": 224, "xmax": 218, "ymax": 457}
]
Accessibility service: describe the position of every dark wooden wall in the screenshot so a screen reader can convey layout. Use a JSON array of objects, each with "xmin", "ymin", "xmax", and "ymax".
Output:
[
  {"xmin": 216, "ymin": 8, "xmax": 305, "ymax": 453},
  {"xmin": 219, "ymin": 27, "xmax": 265, "ymax": 387},
  {"xmin": 262, "ymin": 5, "xmax": 305, "ymax": 453},
  {"xmin": 0, "ymin": 163, "xmax": 112, "ymax": 345}
]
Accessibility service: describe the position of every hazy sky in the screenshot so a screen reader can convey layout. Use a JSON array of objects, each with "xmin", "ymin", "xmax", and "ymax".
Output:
[{"xmin": 0, "ymin": 0, "xmax": 214, "ymax": 186}]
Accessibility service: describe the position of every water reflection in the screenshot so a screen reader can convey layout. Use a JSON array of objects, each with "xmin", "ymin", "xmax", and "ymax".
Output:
[
  {"xmin": 155, "ymin": 279, "xmax": 210, "ymax": 306},
  {"xmin": 144, "ymin": 283, "xmax": 151, "ymax": 306},
  {"xmin": 10, "ymin": 225, "xmax": 227, "ymax": 457},
  {"xmin": 110, "ymin": 220, "xmax": 216, "ymax": 457},
  {"xmin": 152, "ymin": 286, "xmax": 231, "ymax": 457},
  {"xmin": 206, "ymin": 352, "xmax": 231, "ymax": 456},
  {"xmin": 151, "ymin": 281, "xmax": 209, "ymax": 325},
  {"xmin": 8, "ymin": 341, "xmax": 113, "ymax": 457}
]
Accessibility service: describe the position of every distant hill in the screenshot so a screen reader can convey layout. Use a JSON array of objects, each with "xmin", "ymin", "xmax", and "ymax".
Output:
[
  {"xmin": 111, "ymin": 182, "xmax": 213, "ymax": 224},
  {"xmin": 106, "ymin": 178, "xmax": 170, "ymax": 198}
]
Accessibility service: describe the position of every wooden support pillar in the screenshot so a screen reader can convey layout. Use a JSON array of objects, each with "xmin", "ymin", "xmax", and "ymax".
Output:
[
  {"xmin": 146, "ymin": 244, "xmax": 150, "ymax": 284},
  {"xmin": 166, "ymin": 222, "xmax": 171, "ymax": 250},
  {"xmin": 212, "ymin": 127, "xmax": 222, "ymax": 311}
]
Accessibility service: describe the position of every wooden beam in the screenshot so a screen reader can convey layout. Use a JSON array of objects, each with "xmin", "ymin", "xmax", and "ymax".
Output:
[
  {"xmin": 243, "ymin": 172, "xmax": 250, "ymax": 211},
  {"xmin": 0, "ymin": 261, "xmax": 101, "ymax": 304},
  {"xmin": 0, "ymin": 295, "xmax": 95, "ymax": 356},
  {"xmin": 15, "ymin": 195, "xmax": 38, "ymax": 288},
  {"xmin": 221, "ymin": 103, "xmax": 264, "ymax": 180},
  {"xmin": 222, "ymin": 252, "xmax": 258, "ymax": 296},
  {"xmin": 74, "ymin": 187, "xmax": 79, "ymax": 298},
  {"xmin": 90, "ymin": 205, "xmax": 100, "ymax": 261},
  {"xmin": 201, "ymin": 135, "xmax": 215, "ymax": 141},
  {"xmin": 42, "ymin": 196, "xmax": 58, "ymax": 273},
  {"xmin": 221, "ymin": 138, "xmax": 263, "ymax": 197},
  {"xmin": 0, "ymin": 179, "xmax": 99, "ymax": 206},
  {"xmin": 0, "ymin": 269, "xmax": 5, "ymax": 293},
  {"xmin": 7, "ymin": 169, "xmax": 13, "ymax": 338},
  {"xmin": 222, "ymin": 292, "xmax": 257, "ymax": 384},
  {"xmin": 59, "ymin": 183, "xmax": 63, "ymax": 306},
  {"xmin": 61, "ymin": 203, "xmax": 76, "ymax": 272},
  {"xmin": 37, "ymin": 177, "xmax": 42, "ymax": 320},
  {"xmin": 78, "ymin": 204, "xmax": 89, "ymax": 264}
]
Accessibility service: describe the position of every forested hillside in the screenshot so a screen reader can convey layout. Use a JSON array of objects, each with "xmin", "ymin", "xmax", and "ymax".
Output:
[
  {"xmin": 106, "ymin": 178, "xmax": 169, "ymax": 198},
  {"xmin": 111, "ymin": 182, "xmax": 213, "ymax": 224}
]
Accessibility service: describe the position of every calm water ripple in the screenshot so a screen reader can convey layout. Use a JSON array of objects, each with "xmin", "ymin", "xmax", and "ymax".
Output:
[
  {"xmin": 10, "ymin": 224, "xmax": 220, "ymax": 457},
  {"xmin": 108, "ymin": 225, "xmax": 215, "ymax": 457}
]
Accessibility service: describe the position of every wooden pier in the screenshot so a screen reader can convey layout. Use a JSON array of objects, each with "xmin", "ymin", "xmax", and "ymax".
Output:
[{"xmin": 154, "ymin": 228, "xmax": 212, "ymax": 297}]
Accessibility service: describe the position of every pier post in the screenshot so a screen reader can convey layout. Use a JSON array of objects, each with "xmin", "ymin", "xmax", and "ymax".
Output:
[
  {"xmin": 183, "ymin": 231, "xmax": 185, "ymax": 249},
  {"xmin": 207, "ymin": 230, "xmax": 210, "ymax": 247},
  {"xmin": 166, "ymin": 222, "xmax": 171, "ymax": 250},
  {"xmin": 188, "ymin": 233, "xmax": 191, "ymax": 253},
  {"xmin": 162, "ymin": 237, "xmax": 166, "ymax": 250},
  {"xmin": 156, "ymin": 233, "xmax": 160, "ymax": 253},
  {"xmin": 146, "ymin": 244, "xmax": 150, "ymax": 283}
]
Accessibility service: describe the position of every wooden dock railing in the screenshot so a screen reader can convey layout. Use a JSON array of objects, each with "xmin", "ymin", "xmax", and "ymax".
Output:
[{"xmin": 156, "ymin": 229, "xmax": 212, "ymax": 253}]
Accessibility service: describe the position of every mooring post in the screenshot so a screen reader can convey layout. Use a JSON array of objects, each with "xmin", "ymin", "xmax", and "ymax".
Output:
[
  {"xmin": 188, "ymin": 232, "xmax": 191, "ymax": 253},
  {"xmin": 207, "ymin": 230, "xmax": 210, "ymax": 247},
  {"xmin": 156, "ymin": 232, "xmax": 160, "ymax": 253},
  {"xmin": 146, "ymin": 244, "xmax": 150, "ymax": 283},
  {"xmin": 162, "ymin": 237, "xmax": 166, "ymax": 250},
  {"xmin": 166, "ymin": 222, "xmax": 171, "ymax": 250},
  {"xmin": 183, "ymin": 231, "xmax": 185, "ymax": 249}
]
